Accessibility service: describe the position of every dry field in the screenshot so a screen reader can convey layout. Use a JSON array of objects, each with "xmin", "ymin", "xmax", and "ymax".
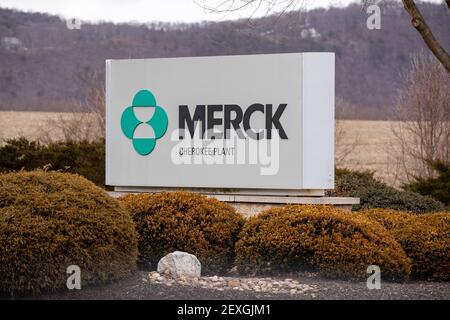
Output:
[
  {"xmin": 0, "ymin": 111, "xmax": 102, "ymax": 143},
  {"xmin": 0, "ymin": 111, "xmax": 404, "ymax": 186},
  {"xmin": 335, "ymin": 120, "xmax": 404, "ymax": 186}
]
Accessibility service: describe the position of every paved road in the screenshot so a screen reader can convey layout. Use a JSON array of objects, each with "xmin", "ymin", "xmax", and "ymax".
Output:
[{"xmin": 31, "ymin": 271, "xmax": 450, "ymax": 300}]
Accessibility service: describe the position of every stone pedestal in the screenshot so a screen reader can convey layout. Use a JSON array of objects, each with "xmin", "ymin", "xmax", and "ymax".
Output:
[
  {"xmin": 108, "ymin": 189, "xmax": 359, "ymax": 217},
  {"xmin": 207, "ymin": 194, "xmax": 359, "ymax": 217}
]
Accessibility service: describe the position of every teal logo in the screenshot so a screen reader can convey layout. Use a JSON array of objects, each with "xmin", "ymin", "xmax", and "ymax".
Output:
[{"xmin": 121, "ymin": 90, "xmax": 168, "ymax": 155}]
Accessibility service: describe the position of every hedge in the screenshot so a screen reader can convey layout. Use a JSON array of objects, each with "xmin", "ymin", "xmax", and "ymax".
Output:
[
  {"xmin": 362, "ymin": 208, "xmax": 450, "ymax": 281},
  {"xmin": 235, "ymin": 205, "xmax": 411, "ymax": 281},
  {"xmin": 0, "ymin": 137, "xmax": 105, "ymax": 187},
  {"xmin": 403, "ymin": 160, "xmax": 450, "ymax": 206},
  {"xmin": 121, "ymin": 192, "xmax": 244, "ymax": 274},
  {"xmin": 0, "ymin": 170, "xmax": 138, "ymax": 295},
  {"xmin": 329, "ymin": 168, "xmax": 445, "ymax": 213}
]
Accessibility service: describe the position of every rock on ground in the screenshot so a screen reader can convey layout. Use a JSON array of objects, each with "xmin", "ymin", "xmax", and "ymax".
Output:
[{"xmin": 157, "ymin": 251, "xmax": 201, "ymax": 278}]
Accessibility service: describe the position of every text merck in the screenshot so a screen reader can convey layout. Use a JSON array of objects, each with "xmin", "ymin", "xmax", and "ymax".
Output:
[{"xmin": 178, "ymin": 103, "xmax": 288, "ymax": 140}]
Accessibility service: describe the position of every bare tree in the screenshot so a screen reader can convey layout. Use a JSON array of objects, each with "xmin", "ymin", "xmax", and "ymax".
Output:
[
  {"xmin": 84, "ymin": 71, "xmax": 106, "ymax": 140},
  {"xmin": 37, "ymin": 71, "xmax": 105, "ymax": 143},
  {"xmin": 335, "ymin": 98, "xmax": 361, "ymax": 167},
  {"xmin": 199, "ymin": 0, "xmax": 450, "ymax": 73},
  {"xmin": 37, "ymin": 109, "xmax": 102, "ymax": 144},
  {"xmin": 391, "ymin": 53, "xmax": 450, "ymax": 180}
]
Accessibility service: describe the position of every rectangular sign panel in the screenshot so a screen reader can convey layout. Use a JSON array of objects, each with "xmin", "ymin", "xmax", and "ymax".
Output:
[{"xmin": 106, "ymin": 53, "xmax": 334, "ymax": 190}]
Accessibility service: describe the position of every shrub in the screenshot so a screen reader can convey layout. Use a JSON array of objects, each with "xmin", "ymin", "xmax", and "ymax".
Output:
[
  {"xmin": 0, "ymin": 170, "xmax": 138, "ymax": 295},
  {"xmin": 235, "ymin": 205, "xmax": 411, "ymax": 281},
  {"xmin": 0, "ymin": 138, "xmax": 43, "ymax": 170},
  {"xmin": 121, "ymin": 192, "xmax": 244, "ymax": 274},
  {"xmin": 0, "ymin": 137, "xmax": 106, "ymax": 187},
  {"xmin": 329, "ymin": 168, "xmax": 445, "ymax": 213},
  {"xmin": 362, "ymin": 208, "xmax": 450, "ymax": 281},
  {"xmin": 403, "ymin": 160, "xmax": 450, "ymax": 206}
]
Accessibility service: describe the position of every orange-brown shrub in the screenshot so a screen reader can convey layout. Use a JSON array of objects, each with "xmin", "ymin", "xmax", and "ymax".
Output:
[
  {"xmin": 0, "ymin": 170, "xmax": 138, "ymax": 295},
  {"xmin": 236, "ymin": 205, "xmax": 411, "ymax": 281},
  {"xmin": 362, "ymin": 208, "xmax": 450, "ymax": 281},
  {"xmin": 121, "ymin": 192, "xmax": 244, "ymax": 274}
]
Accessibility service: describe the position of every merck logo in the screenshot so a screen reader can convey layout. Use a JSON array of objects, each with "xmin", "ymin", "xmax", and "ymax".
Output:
[{"xmin": 121, "ymin": 90, "xmax": 168, "ymax": 155}]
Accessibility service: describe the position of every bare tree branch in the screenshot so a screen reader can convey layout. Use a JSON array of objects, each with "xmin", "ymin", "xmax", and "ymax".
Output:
[
  {"xmin": 391, "ymin": 53, "xmax": 450, "ymax": 180},
  {"xmin": 402, "ymin": 0, "xmax": 450, "ymax": 73},
  {"xmin": 196, "ymin": 0, "xmax": 304, "ymax": 17}
]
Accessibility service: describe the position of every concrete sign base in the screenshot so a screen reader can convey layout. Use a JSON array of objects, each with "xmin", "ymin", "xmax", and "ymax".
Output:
[{"xmin": 108, "ymin": 190, "xmax": 359, "ymax": 216}]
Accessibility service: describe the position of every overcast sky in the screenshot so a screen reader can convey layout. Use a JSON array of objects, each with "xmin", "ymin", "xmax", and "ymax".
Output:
[
  {"xmin": 0, "ymin": 0, "xmax": 361, "ymax": 23},
  {"xmin": 0, "ymin": 0, "xmax": 442, "ymax": 23}
]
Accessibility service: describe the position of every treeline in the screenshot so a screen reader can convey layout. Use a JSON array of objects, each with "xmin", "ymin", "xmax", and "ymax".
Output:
[{"xmin": 0, "ymin": 2, "xmax": 449, "ymax": 118}]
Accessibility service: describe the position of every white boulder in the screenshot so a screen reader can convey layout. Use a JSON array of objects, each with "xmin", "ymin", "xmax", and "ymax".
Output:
[{"xmin": 157, "ymin": 251, "xmax": 201, "ymax": 278}]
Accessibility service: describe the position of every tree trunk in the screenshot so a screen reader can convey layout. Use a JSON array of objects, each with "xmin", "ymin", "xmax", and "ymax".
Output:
[{"xmin": 402, "ymin": 0, "xmax": 450, "ymax": 74}]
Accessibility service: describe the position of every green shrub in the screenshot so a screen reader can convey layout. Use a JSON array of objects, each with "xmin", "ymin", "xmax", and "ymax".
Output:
[
  {"xmin": 235, "ymin": 205, "xmax": 411, "ymax": 281},
  {"xmin": 403, "ymin": 160, "xmax": 450, "ymax": 206},
  {"xmin": 0, "ymin": 170, "xmax": 138, "ymax": 295},
  {"xmin": 329, "ymin": 168, "xmax": 444, "ymax": 213},
  {"xmin": 0, "ymin": 138, "xmax": 43, "ymax": 170},
  {"xmin": 121, "ymin": 192, "xmax": 244, "ymax": 274},
  {"xmin": 362, "ymin": 208, "xmax": 450, "ymax": 281},
  {"xmin": 0, "ymin": 137, "xmax": 105, "ymax": 187}
]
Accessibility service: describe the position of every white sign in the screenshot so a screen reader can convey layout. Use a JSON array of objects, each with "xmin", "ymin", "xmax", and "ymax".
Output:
[{"xmin": 106, "ymin": 53, "xmax": 334, "ymax": 191}]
